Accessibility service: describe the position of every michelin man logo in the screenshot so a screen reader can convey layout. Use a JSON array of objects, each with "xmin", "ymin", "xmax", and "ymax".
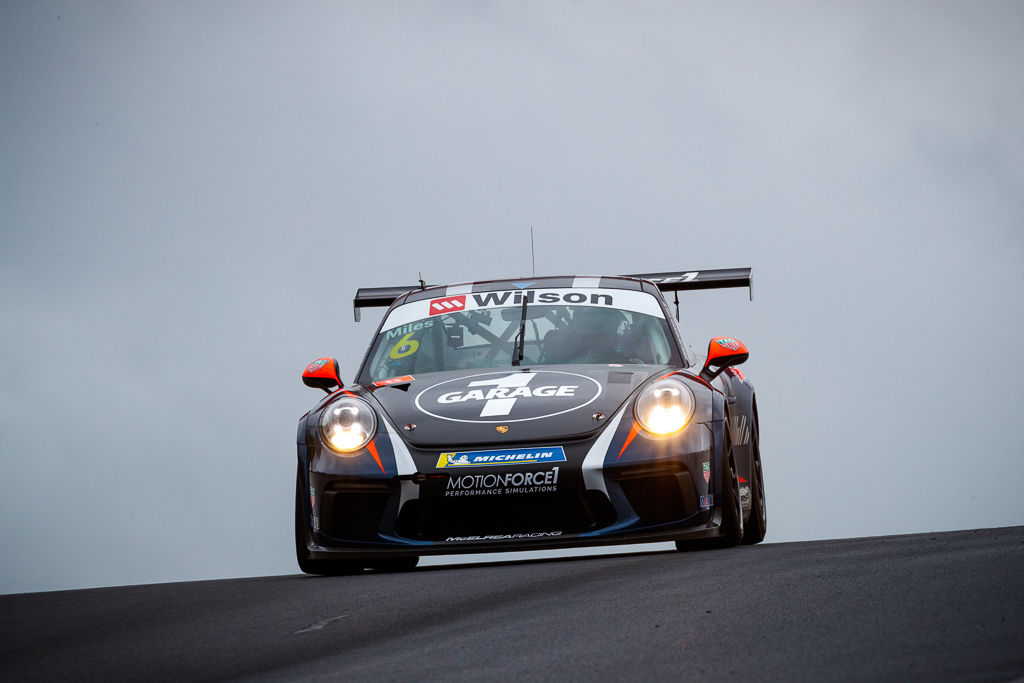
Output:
[{"xmin": 446, "ymin": 453, "xmax": 471, "ymax": 466}]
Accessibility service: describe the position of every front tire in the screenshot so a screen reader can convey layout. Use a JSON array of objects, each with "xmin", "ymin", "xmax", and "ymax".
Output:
[
  {"xmin": 741, "ymin": 419, "xmax": 767, "ymax": 545},
  {"xmin": 717, "ymin": 446, "xmax": 743, "ymax": 547},
  {"xmin": 675, "ymin": 433, "xmax": 742, "ymax": 551}
]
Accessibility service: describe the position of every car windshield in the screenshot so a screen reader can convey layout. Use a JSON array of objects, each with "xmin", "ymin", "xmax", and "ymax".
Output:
[{"xmin": 359, "ymin": 288, "xmax": 680, "ymax": 383}]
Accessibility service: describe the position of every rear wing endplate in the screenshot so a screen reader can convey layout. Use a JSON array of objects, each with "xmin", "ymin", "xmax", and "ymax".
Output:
[{"xmin": 624, "ymin": 268, "xmax": 752, "ymax": 301}]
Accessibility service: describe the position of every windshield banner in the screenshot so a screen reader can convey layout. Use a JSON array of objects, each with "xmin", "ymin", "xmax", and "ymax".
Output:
[{"xmin": 381, "ymin": 288, "xmax": 665, "ymax": 332}]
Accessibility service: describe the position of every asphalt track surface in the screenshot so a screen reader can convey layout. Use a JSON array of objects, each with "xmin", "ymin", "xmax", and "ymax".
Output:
[{"xmin": 2, "ymin": 526, "xmax": 1023, "ymax": 682}]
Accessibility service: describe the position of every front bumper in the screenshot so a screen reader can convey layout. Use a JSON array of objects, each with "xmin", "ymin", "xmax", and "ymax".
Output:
[{"xmin": 299, "ymin": 410, "xmax": 726, "ymax": 559}]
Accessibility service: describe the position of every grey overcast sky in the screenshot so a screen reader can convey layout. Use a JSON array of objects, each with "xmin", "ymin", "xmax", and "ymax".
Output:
[{"xmin": 2, "ymin": 1, "xmax": 1022, "ymax": 595}]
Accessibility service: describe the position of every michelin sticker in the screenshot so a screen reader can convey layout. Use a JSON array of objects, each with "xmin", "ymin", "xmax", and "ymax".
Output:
[
  {"xmin": 437, "ymin": 446, "xmax": 566, "ymax": 468},
  {"xmin": 414, "ymin": 370, "xmax": 602, "ymax": 423}
]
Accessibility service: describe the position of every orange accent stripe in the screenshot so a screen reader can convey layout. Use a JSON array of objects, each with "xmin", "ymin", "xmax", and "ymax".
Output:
[
  {"xmin": 617, "ymin": 422, "xmax": 641, "ymax": 460},
  {"xmin": 366, "ymin": 439, "xmax": 385, "ymax": 473}
]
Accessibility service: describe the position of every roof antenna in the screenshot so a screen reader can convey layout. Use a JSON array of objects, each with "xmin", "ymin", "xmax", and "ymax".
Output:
[
  {"xmin": 674, "ymin": 290, "xmax": 680, "ymax": 322},
  {"xmin": 418, "ymin": 272, "xmax": 426, "ymax": 289},
  {"xmin": 530, "ymin": 227, "xmax": 536, "ymax": 277}
]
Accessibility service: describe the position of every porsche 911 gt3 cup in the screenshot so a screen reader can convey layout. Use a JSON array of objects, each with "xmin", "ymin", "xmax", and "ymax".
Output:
[{"xmin": 295, "ymin": 269, "xmax": 765, "ymax": 573}]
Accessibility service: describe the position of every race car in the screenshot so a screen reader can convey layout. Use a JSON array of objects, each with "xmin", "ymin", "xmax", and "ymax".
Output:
[{"xmin": 295, "ymin": 269, "xmax": 765, "ymax": 574}]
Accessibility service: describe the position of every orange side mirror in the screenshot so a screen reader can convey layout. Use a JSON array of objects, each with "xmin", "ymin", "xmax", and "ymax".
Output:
[
  {"xmin": 699, "ymin": 337, "xmax": 749, "ymax": 382},
  {"xmin": 302, "ymin": 357, "xmax": 343, "ymax": 393}
]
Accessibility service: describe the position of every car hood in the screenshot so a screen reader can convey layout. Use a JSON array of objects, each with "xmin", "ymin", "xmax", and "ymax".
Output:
[{"xmin": 364, "ymin": 364, "xmax": 670, "ymax": 448}]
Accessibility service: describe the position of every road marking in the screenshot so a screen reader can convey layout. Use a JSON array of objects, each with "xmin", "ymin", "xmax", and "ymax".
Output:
[{"xmin": 294, "ymin": 615, "xmax": 348, "ymax": 634}]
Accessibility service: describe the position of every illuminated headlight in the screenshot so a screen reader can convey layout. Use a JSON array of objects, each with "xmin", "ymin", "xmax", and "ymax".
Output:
[
  {"xmin": 319, "ymin": 397, "xmax": 376, "ymax": 453},
  {"xmin": 634, "ymin": 377, "xmax": 695, "ymax": 436}
]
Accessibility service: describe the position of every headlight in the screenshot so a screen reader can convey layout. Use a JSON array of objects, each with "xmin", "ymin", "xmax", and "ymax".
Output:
[
  {"xmin": 319, "ymin": 397, "xmax": 377, "ymax": 453},
  {"xmin": 634, "ymin": 377, "xmax": 695, "ymax": 436}
]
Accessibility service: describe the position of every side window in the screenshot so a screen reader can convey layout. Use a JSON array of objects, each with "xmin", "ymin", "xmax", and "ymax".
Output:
[{"xmin": 667, "ymin": 311, "xmax": 694, "ymax": 367}]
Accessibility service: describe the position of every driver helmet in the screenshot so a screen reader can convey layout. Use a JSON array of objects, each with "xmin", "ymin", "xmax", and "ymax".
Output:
[{"xmin": 571, "ymin": 307, "xmax": 627, "ymax": 351}]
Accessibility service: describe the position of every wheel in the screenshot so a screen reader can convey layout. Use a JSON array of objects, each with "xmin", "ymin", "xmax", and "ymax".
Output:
[
  {"xmin": 675, "ymin": 431, "xmax": 742, "ymax": 551},
  {"xmin": 717, "ymin": 447, "xmax": 743, "ymax": 547},
  {"xmin": 294, "ymin": 471, "xmax": 363, "ymax": 576},
  {"xmin": 741, "ymin": 418, "xmax": 767, "ymax": 545}
]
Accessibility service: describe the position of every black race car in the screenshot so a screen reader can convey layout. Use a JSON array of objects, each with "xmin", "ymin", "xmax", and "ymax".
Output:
[{"xmin": 295, "ymin": 269, "xmax": 764, "ymax": 573}]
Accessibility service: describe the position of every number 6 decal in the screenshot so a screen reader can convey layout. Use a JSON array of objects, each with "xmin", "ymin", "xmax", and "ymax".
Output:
[{"xmin": 389, "ymin": 332, "xmax": 419, "ymax": 359}]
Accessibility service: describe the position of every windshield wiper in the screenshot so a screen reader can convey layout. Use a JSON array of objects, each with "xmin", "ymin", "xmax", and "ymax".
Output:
[{"xmin": 511, "ymin": 296, "xmax": 528, "ymax": 366}]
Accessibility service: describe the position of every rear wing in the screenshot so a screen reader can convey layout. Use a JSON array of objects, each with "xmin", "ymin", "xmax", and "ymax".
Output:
[
  {"xmin": 351, "ymin": 267, "xmax": 752, "ymax": 321},
  {"xmin": 624, "ymin": 268, "xmax": 752, "ymax": 301},
  {"xmin": 352, "ymin": 285, "xmax": 423, "ymax": 322}
]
